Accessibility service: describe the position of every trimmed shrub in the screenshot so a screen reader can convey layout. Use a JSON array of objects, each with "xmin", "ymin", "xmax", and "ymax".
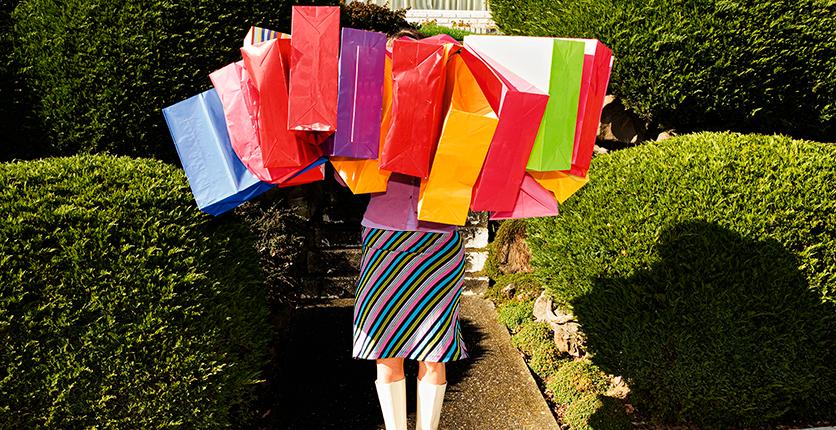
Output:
[
  {"xmin": 0, "ymin": 154, "xmax": 270, "ymax": 429},
  {"xmin": 527, "ymin": 132, "xmax": 836, "ymax": 426},
  {"xmin": 341, "ymin": 0, "xmax": 416, "ymax": 35},
  {"xmin": 547, "ymin": 360, "xmax": 609, "ymax": 405},
  {"xmin": 487, "ymin": 0, "xmax": 836, "ymax": 142},
  {"xmin": 6, "ymin": 0, "xmax": 338, "ymax": 164}
]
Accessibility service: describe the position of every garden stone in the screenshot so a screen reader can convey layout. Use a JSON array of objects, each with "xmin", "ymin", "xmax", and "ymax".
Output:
[{"xmin": 533, "ymin": 292, "xmax": 584, "ymax": 357}]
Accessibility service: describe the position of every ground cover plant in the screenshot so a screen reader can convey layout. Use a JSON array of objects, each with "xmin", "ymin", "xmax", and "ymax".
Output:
[
  {"xmin": 526, "ymin": 132, "xmax": 836, "ymax": 426},
  {"xmin": 0, "ymin": 154, "xmax": 270, "ymax": 429},
  {"xmin": 487, "ymin": 0, "xmax": 836, "ymax": 142}
]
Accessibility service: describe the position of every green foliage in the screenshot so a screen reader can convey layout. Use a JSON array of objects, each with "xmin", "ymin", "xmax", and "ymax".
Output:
[
  {"xmin": 5, "ymin": 0, "xmax": 338, "ymax": 164},
  {"xmin": 527, "ymin": 341, "xmax": 563, "ymax": 378},
  {"xmin": 496, "ymin": 299, "xmax": 535, "ymax": 331},
  {"xmin": 235, "ymin": 196, "xmax": 308, "ymax": 307},
  {"xmin": 563, "ymin": 393, "xmax": 631, "ymax": 430},
  {"xmin": 418, "ymin": 24, "xmax": 472, "ymax": 41},
  {"xmin": 510, "ymin": 321, "xmax": 552, "ymax": 357},
  {"xmin": 547, "ymin": 360, "xmax": 609, "ymax": 405},
  {"xmin": 488, "ymin": 0, "xmax": 836, "ymax": 142},
  {"xmin": 341, "ymin": 0, "xmax": 416, "ymax": 35},
  {"xmin": 527, "ymin": 132, "xmax": 836, "ymax": 426},
  {"xmin": 0, "ymin": 154, "xmax": 271, "ymax": 429}
]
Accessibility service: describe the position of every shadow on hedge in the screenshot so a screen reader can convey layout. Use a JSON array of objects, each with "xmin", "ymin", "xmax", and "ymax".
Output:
[{"xmin": 573, "ymin": 220, "xmax": 836, "ymax": 427}]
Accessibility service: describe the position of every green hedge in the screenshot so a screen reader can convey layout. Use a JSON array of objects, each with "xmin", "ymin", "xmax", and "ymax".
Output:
[
  {"xmin": 526, "ymin": 132, "xmax": 836, "ymax": 426},
  {"xmin": 0, "ymin": 154, "xmax": 270, "ymax": 429},
  {"xmin": 5, "ymin": 0, "xmax": 338, "ymax": 164},
  {"xmin": 487, "ymin": 0, "xmax": 836, "ymax": 142}
]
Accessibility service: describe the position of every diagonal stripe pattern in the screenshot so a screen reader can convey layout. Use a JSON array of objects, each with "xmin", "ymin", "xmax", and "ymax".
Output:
[{"xmin": 353, "ymin": 228, "xmax": 469, "ymax": 362}]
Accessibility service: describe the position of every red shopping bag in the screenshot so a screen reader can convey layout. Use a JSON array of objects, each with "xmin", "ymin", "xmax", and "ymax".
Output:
[
  {"xmin": 489, "ymin": 173, "xmax": 560, "ymax": 220},
  {"xmin": 210, "ymin": 60, "xmax": 323, "ymax": 185},
  {"xmin": 461, "ymin": 45, "xmax": 550, "ymax": 212},
  {"xmin": 287, "ymin": 6, "xmax": 340, "ymax": 134},
  {"xmin": 379, "ymin": 36, "xmax": 459, "ymax": 178},
  {"xmin": 561, "ymin": 38, "xmax": 613, "ymax": 177},
  {"xmin": 241, "ymin": 37, "xmax": 323, "ymax": 169}
]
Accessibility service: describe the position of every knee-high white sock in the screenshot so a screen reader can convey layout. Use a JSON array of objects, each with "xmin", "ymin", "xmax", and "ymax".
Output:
[
  {"xmin": 375, "ymin": 378, "xmax": 407, "ymax": 430},
  {"xmin": 416, "ymin": 379, "xmax": 447, "ymax": 430}
]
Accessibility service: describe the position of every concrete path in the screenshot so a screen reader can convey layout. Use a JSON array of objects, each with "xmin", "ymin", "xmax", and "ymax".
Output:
[{"xmin": 266, "ymin": 294, "xmax": 559, "ymax": 430}]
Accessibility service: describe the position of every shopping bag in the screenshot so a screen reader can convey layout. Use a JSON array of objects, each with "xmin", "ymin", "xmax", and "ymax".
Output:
[
  {"xmin": 279, "ymin": 157, "xmax": 328, "ymax": 187},
  {"xmin": 415, "ymin": 53, "xmax": 496, "ymax": 225},
  {"xmin": 464, "ymin": 35, "xmax": 586, "ymax": 172},
  {"xmin": 417, "ymin": 109, "xmax": 497, "ymax": 225},
  {"xmin": 460, "ymin": 45, "xmax": 550, "ymax": 212},
  {"xmin": 323, "ymin": 28, "xmax": 386, "ymax": 159},
  {"xmin": 243, "ymin": 25, "xmax": 289, "ymax": 46},
  {"xmin": 241, "ymin": 37, "xmax": 323, "ymax": 169},
  {"xmin": 489, "ymin": 173, "xmax": 560, "ymax": 220},
  {"xmin": 330, "ymin": 156, "xmax": 392, "ymax": 194},
  {"xmin": 559, "ymin": 38, "xmax": 614, "ymax": 177},
  {"xmin": 328, "ymin": 51, "xmax": 395, "ymax": 195},
  {"xmin": 287, "ymin": 5, "xmax": 340, "ymax": 134},
  {"xmin": 528, "ymin": 170, "xmax": 589, "ymax": 204},
  {"xmin": 210, "ymin": 60, "xmax": 321, "ymax": 185},
  {"xmin": 162, "ymin": 89, "xmax": 275, "ymax": 216},
  {"xmin": 379, "ymin": 36, "xmax": 459, "ymax": 178}
]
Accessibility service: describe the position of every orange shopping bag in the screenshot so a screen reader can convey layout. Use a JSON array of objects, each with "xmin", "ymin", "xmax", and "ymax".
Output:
[{"xmin": 417, "ymin": 53, "xmax": 497, "ymax": 226}]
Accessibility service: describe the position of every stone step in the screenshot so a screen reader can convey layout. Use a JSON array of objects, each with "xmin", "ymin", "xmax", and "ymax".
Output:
[
  {"xmin": 307, "ymin": 249, "xmax": 363, "ymax": 275},
  {"xmin": 300, "ymin": 275, "xmax": 358, "ymax": 300},
  {"xmin": 464, "ymin": 276, "xmax": 490, "ymax": 295}
]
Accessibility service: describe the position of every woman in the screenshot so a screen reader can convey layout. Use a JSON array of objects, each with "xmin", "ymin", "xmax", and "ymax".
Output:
[{"xmin": 352, "ymin": 28, "xmax": 468, "ymax": 430}]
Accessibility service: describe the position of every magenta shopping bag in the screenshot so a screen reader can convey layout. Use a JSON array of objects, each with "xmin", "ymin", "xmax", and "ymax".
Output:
[{"xmin": 323, "ymin": 28, "xmax": 387, "ymax": 159}]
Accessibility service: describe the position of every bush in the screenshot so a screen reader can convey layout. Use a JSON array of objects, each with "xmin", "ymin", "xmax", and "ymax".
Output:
[
  {"xmin": 547, "ymin": 360, "xmax": 609, "ymax": 405},
  {"xmin": 341, "ymin": 0, "xmax": 416, "ymax": 35},
  {"xmin": 510, "ymin": 321, "xmax": 552, "ymax": 357},
  {"xmin": 527, "ymin": 341, "xmax": 563, "ymax": 379},
  {"xmin": 0, "ymin": 154, "xmax": 271, "ymax": 429},
  {"xmin": 496, "ymin": 299, "xmax": 535, "ymax": 331},
  {"xmin": 6, "ymin": 0, "xmax": 338, "ymax": 164},
  {"xmin": 563, "ymin": 393, "xmax": 631, "ymax": 430},
  {"xmin": 527, "ymin": 132, "xmax": 836, "ymax": 426},
  {"xmin": 418, "ymin": 24, "xmax": 472, "ymax": 41},
  {"xmin": 487, "ymin": 0, "xmax": 836, "ymax": 142}
]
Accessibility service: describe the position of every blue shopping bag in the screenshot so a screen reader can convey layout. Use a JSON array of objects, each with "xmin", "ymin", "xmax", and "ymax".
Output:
[{"xmin": 162, "ymin": 89, "xmax": 275, "ymax": 216}]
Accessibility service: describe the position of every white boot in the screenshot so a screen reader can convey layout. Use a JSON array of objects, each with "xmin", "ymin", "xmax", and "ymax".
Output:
[
  {"xmin": 416, "ymin": 379, "xmax": 447, "ymax": 430},
  {"xmin": 375, "ymin": 378, "xmax": 407, "ymax": 430}
]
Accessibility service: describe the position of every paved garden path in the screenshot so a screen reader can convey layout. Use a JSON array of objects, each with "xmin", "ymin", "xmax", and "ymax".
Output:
[{"xmin": 267, "ymin": 292, "xmax": 560, "ymax": 430}]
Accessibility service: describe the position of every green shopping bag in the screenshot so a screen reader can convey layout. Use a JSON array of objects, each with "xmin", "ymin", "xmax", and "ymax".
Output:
[{"xmin": 463, "ymin": 36, "xmax": 586, "ymax": 172}]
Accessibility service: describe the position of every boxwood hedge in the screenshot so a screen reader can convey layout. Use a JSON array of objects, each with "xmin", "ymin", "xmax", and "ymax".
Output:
[
  {"xmin": 5, "ymin": 0, "xmax": 338, "ymax": 165},
  {"xmin": 526, "ymin": 132, "xmax": 836, "ymax": 426},
  {"xmin": 0, "ymin": 154, "xmax": 270, "ymax": 429},
  {"xmin": 487, "ymin": 0, "xmax": 836, "ymax": 142}
]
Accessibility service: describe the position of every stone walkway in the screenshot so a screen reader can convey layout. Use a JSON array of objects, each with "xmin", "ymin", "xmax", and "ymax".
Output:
[{"xmin": 268, "ymin": 292, "xmax": 559, "ymax": 429}]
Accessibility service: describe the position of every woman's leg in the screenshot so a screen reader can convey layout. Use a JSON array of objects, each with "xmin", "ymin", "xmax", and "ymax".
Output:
[
  {"xmin": 377, "ymin": 357, "xmax": 405, "ymax": 383},
  {"xmin": 375, "ymin": 358, "xmax": 407, "ymax": 430},
  {"xmin": 417, "ymin": 361, "xmax": 445, "ymax": 385},
  {"xmin": 416, "ymin": 361, "xmax": 447, "ymax": 430}
]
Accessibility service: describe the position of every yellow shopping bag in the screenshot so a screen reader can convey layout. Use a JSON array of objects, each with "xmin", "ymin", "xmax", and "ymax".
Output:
[{"xmin": 528, "ymin": 170, "xmax": 589, "ymax": 204}]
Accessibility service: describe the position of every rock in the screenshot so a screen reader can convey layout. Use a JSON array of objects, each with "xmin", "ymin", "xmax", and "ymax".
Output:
[
  {"xmin": 656, "ymin": 130, "xmax": 674, "ymax": 141},
  {"xmin": 532, "ymin": 292, "xmax": 584, "ymax": 357},
  {"xmin": 501, "ymin": 283, "xmax": 516, "ymax": 299},
  {"xmin": 597, "ymin": 95, "xmax": 647, "ymax": 146},
  {"xmin": 494, "ymin": 232, "xmax": 533, "ymax": 275}
]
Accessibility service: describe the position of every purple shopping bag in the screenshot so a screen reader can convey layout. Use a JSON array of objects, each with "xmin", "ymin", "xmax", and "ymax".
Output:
[{"xmin": 323, "ymin": 28, "xmax": 387, "ymax": 159}]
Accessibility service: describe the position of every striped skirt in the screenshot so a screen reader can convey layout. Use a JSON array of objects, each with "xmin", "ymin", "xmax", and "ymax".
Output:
[{"xmin": 352, "ymin": 228, "xmax": 469, "ymax": 362}]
